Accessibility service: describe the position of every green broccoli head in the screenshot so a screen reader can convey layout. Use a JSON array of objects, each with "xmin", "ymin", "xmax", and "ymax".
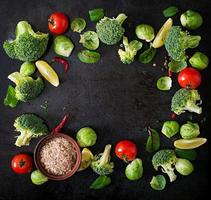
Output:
[
  {"xmin": 171, "ymin": 88, "xmax": 202, "ymax": 115},
  {"xmin": 8, "ymin": 72, "xmax": 44, "ymax": 102},
  {"xmin": 118, "ymin": 36, "xmax": 143, "ymax": 64},
  {"xmin": 152, "ymin": 149, "xmax": 177, "ymax": 182},
  {"xmin": 96, "ymin": 13, "xmax": 127, "ymax": 45},
  {"xmin": 14, "ymin": 113, "xmax": 48, "ymax": 147},
  {"xmin": 91, "ymin": 144, "xmax": 114, "ymax": 175},
  {"xmin": 3, "ymin": 21, "xmax": 49, "ymax": 62},
  {"xmin": 165, "ymin": 26, "xmax": 201, "ymax": 61}
]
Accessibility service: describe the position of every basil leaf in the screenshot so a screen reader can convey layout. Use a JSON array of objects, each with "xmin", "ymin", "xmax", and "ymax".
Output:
[
  {"xmin": 4, "ymin": 85, "xmax": 18, "ymax": 108},
  {"xmin": 139, "ymin": 47, "xmax": 156, "ymax": 64},
  {"xmin": 90, "ymin": 175, "xmax": 111, "ymax": 189},
  {"xmin": 78, "ymin": 50, "xmax": 100, "ymax": 63},
  {"xmin": 163, "ymin": 6, "xmax": 179, "ymax": 18},
  {"xmin": 168, "ymin": 59, "xmax": 187, "ymax": 72},
  {"xmin": 89, "ymin": 8, "xmax": 104, "ymax": 22},
  {"xmin": 146, "ymin": 128, "xmax": 160, "ymax": 153}
]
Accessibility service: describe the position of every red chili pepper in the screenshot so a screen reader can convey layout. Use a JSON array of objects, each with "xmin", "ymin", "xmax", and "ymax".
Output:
[
  {"xmin": 53, "ymin": 114, "xmax": 69, "ymax": 133},
  {"xmin": 171, "ymin": 112, "xmax": 177, "ymax": 120},
  {"xmin": 53, "ymin": 57, "xmax": 70, "ymax": 72},
  {"xmin": 168, "ymin": 69, "xmax": 173, "ymax": 77}
]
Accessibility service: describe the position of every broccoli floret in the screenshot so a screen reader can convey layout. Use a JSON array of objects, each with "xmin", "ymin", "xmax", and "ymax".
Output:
[
  {"xmin": 14, "ymin": 114, "xmax": 48, "ymax": 147},
  {"xmin": 118, "ymin": 36, "xmax": 143, "ymax": 64},
  {"xmin": 91, "ymin": 144, "xmax": 114, "ymax": 175},
  {"xmin": 96, "ymin": 13, "xmax": 127, "ymax": 45},
  {"xmin": 8, "ymin": 72, "xmax": 44, "ymax": 102},
  {"xmin": 152, "ymin": 149, "xmax": 177, "ymax": 182},
  {"xmin": 165, "ymin": 26, "xmax": 201, "ymax": 61},
  {"xmin": 171, "ymin": 88, "xmax": 202, "ymax": 115},
  {"xmin": 3, "ymin": 21, "xmax": 49, "ymax": 62}
]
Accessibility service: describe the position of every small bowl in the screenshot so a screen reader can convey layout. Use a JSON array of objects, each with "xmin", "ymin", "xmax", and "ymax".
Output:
[{"xmin": 34, "ymin": 132, "xmax": 81, "ymax": 180}]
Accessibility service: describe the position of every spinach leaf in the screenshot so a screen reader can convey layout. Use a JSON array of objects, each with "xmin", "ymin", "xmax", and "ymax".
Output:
[
  {"xmin": 139, "ymin": 47, "xmax": 156, "ymax": 64},
  {"xmin": 4, "ymin": 85, "xmax": 18, "ymax": 108},
  {"xmin": 89, "ymin": 8, "xmax": 104, "ymax": 22},
  {"xmin": 146, "ymin": 127, "xmax": 160, "ymax": 153},
  {"xmin": 90, "ymin": 175, "xmax": 111, "ymax": 189},
  {"xmin": 163, "ymin": 6, "xmax": 179, "ymax": 18}
]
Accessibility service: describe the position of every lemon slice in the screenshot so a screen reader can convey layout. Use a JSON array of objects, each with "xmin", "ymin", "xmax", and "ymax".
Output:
[
  {"xmin": 152, "ymin": 18, "xmax": 173, "ymax": 48},
  {"xmin": 78, "ymin": 148, "xmax": 94, "ymax": 171},
  {"xmin": 174, "ymin": 138, "xmax": 207, "ymax": 149},
  {"xmin": 35, "ymin": 60, "xmax": 59, "ymax": 87}
]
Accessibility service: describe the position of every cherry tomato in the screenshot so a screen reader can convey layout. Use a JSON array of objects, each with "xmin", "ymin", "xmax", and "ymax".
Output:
[
  {"xmin": 178, "ymin": 67, "xmax": 202, "ymax": 89},
  {"xmin": 11, "ymin": 154, "xmax": 33, "ymax": 174},
  {"xmin": 48, "ymin": 12, "xmax": 69, "ymax": 35},
  {"xmin": 115, "ymin": 140, "xmax": 138, "ymax": 162}
]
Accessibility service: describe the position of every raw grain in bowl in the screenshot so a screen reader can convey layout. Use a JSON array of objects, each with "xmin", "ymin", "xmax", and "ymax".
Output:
[{"xmin": 39, "ymin": 137, "xmax": 77, "ymax": 176}]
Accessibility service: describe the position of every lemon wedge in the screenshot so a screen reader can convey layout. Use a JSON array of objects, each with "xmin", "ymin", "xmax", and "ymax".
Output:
[
  {"xmin": 152, "ymin": 18, "xmax": 173, "ymax": 48},
  {"xmin": 35, "ymin": 60, "xmax": 59, "ymax": 87},
  {"xmin": 78, "ymin": 148, "xmax": 94, "ymax": 171},
  {"xmin": 174, "ymin": 138, "xmax": 207, "ymax": 149}
]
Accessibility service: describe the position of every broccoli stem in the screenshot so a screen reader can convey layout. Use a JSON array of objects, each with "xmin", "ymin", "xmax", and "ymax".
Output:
[
  {"xmin": 162, "ymin": 166, "xmax": 177, "ymax": 182},
  {"xmin": 8, "ymin": 72, "xmax": 23, "ymax": 85},
  {"xmin": 186, "ymin": 104, "xmax": 202, "ymax": 114},
  {"xmin": 15, "ymin": 21, "xmax": 31, "ymax": 36},
  {"xmin": 15, "ymin": 131, "xmax": 32, "ymax": 147},
  {"xmin": 115, "ymin": 13, "xmax": 127, "ymax": 25},
  {"xmin": 99, "ymin": 144, "xmax": 112, "ymax": 166}
]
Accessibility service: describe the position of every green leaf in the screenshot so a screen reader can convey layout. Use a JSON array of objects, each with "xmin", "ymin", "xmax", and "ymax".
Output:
[
  {"xmin": 4, "ymin": 85, "xmax": 18, "ymax": 108},
  {"xmin": 89, "ymin": 8, "xmax": 104, "ymax": 22},
  {"xmin": 168, "ymin": 59, "xmax": 187, "ymax": 72},
  {"xmin": 175, "ymin": 148, "xmax": 197, "ymax": 161},
  {"xmin": 138, "ymin": 47, "xmax": 156, "ymax": 64},
  {"xmin": 78, "ymin": 50, "xmax": 100, "ymax": 63},
  {"xmin": 146, "ymin": 128, "xmax": 160, "ymax": 153},
  {"xmin": 90, "ymin": 175, "xmax": 111, "ymax": 189},
  {"xmin": 163, "ymin": 6, "xmax": 179, "ymax": 18}
]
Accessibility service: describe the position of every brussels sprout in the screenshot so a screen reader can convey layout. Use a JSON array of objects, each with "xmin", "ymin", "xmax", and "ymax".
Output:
[
  {"xmin": 175, "ymin": 158, "xmax": 194, "ymax": 175},
  {"xmin": 20, "ymin": 62, "xmax": 36, "ymax": 76},
  {"xmin": 189, "ymin": 52, "xmax": 209, "ymax": 70},
  {"xmin": 76, "ymin": 127, "xmax": 97, "ymax": 147},
  {"xmin": 71, "ymin": 18, "xmax": 86, "ymax": 33},
  {"xmin": 135, "ymin": 24, "xmax": 155, "ymax": 42},
  {"xmin": 79, "ymin": 31, "xmax": 99, "ymax": 50},
  {"xmin": 180, "ymin": 121, "xmax": 200, "ymax": 139},
  {"xmin": 156, "ymin": 76, "xmax": 172, "ymax": 91},
  {"xmin": 125, "ymin": 158, "xmax": 143, "ymax": 181},
  {"xmin": 180, "ymin": 10, "xmax": 203, "ymax": 30},
  {"xmin": 31, "ymin": 170, "xmax": 48, "ymax": 185},
  {"xmin": 161, "ymin": 121, "xmax": 180, "ymax": 138},
  {"xmin": 53, "ymin": 35, "xmax": 74, "ymax": 57},
  {"xmin": 150, "ymin": 175, "xmax": 166, "ymax": 190}
]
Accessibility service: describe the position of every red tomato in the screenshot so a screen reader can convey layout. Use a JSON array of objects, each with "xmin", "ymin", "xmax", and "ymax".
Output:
[
  {"xmin": 115, "ymin": 140, "xmax": 138, "ymax": 162},
  {"xmin": 178, "ymin": 67, "xmax": 202, "ymax": 89},
  {"xmin": 11, "ymin": 154, "xmax": 33, "ymax": 174},
  {"xmin": 48, "ymin": 12, "xmax": 69, "ymax": 35}
]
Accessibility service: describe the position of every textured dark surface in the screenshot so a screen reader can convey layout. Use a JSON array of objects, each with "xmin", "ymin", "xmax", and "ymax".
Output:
[{"xmin": 0, "ymin": 0, "xmax": 210, "ymax": 200}]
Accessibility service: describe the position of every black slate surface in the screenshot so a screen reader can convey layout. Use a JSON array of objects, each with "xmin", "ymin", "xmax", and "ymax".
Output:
[{"xmin": 0, "ymin": 0, "xmax": 210, "ymax": 200}]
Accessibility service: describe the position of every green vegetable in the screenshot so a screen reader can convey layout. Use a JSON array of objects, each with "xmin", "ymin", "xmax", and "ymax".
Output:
[
  {"xmin": 53, "ymin": 35, "xmax": 74, "ymax": 57},
  {"xmin": 150, "ymin": 175, "xmax": 166, "ymax": 190},
  {"xmin": 91, "ymin": 144, "xmax": 114, "ymax": 175},
  {"xmin": 79, "ymin": 31, "xmax": 99, "ymax": 50},
  {"xmin": 152, "ymin": 149, "xmax": 177, "ymax": 182},
  {"xmin": 20, "ymin": 62, "xmax": 36, "ymax": 76},
  {"xmin": 175, "ymin": 158, "xmax": 194, "ymax": 175},
  {"xmin": 89, "ymin": 8, "xmax": 104, "ymax": 22},
  {"xmin": 180, "ymin": 121, "xmax": 200, "ymax": 139},
  {"xmin": 125, "ymin": 158, "xmax": 143, "ymax": 181},
  {"xmin": 71, "ymin": 18, "xmax": 86, "ymax": 33},
  {"xmin": 165, "ymin": 26, "xmax": 201, "ymax": 61},
  {"xmin": 4, "ymin": 85, "xmax": 19, "ymax": 108},
  {"xmin": 156, "ymin": 76, "xmax": 172, "ymax": 91},
  {"xmin": 118, "ymin": 36, "xmax": 142, "ymax": 64},
  {"xmin": 171, "ymin": 88, "xmax": 202, "ymax": 115},
  {"xmin": 168, "ymin": 59, "xmax": 187, "ymax": 73},
  {"xmin": 96, "ymin": 13, "xmax": 127, "ymax": 45},
  {"xmin": 180, "ymin": 10, "xmax": 203, "ymax": 30},
  {"xmin": 163, "ymin": 6, "xmax": 179, "ymax": 17},
  {"xmin": 8, "ymin": 72, "xmax": 44, "ymax": 102},
  {"xmin": 31, "ymin": 170, "xmax": 48, "ymax": 185},
  {"xmin": 161, "ymin": 121, "xmax": 180, "ymax": 138},
  {"xmin": 89, "ymin": 175, "xmax": 111, "ymax": 189},
  {"xmin": 175, "ymin": 149, "xmax": 197, "ymax": 161},
  {"xmin": 14, "ymin": 113, "xmax": 48, "ymax": 147},
  {"xmin": 135, "ymin": 24, "xmax": 155, "ymax": 42},
  {"xmin": 76, "ymin": 127, "xmax": 97, "ymax": 147},
  {"xmin": 189, "ymin": 52, "xmax": 209, "ymax": 70},
  {"xmin": 3, "ymin": 21, "xmax": 49, "ymax": 62},
  {"xmin": 138, "ymin": 47, "xmax": 156, "ymax": 64},
  {"xmin": 78, "ymin": 50, "xmax": 100, "ymax": 63},
  {"xmin": 146, "ymin": 127, "xmax": 160, "ymax": 153}
]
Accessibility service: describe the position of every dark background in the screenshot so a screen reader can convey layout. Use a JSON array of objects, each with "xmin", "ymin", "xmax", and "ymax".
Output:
[{"xmin": 0, "ymin": 0, "xmax": 210, "ymax": 200}]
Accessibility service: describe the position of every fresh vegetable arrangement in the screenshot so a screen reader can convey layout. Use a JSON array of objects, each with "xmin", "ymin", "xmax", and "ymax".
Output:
[{"xmin": 2, "ymin": 5, "xmax": 208, "ymax": 192}]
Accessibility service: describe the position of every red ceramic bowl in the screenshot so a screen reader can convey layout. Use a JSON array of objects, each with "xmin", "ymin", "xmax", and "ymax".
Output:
[{"xmin": 34, "ymin": 132, "xmax": 81, "ymax": 180}]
